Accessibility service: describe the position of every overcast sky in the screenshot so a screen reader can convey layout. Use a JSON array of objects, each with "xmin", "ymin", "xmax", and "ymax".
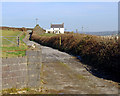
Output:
[{"xmin": 2, "ymin": 2, "xmax": 118, "ymax": 32}]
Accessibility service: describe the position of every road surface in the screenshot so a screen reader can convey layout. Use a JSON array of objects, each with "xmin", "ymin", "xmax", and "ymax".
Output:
[
  {"xmin": 25, "ymin": 32, "xmax": 119, "ymax": 94},
  {"xmin": 39, "ymin": 45, "xmax": 118, "ymax": 94}
]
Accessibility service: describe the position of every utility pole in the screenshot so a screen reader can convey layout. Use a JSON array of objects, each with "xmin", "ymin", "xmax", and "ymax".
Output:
[
  {"xmin": 36, "ymin": 18, "xmax": 38, "ymax": 25},
  {"xmin": 87, "ymin": 27, "xmax": 89, "ymax": 32},
  {"xmin": 65, "ymin": 28, "xmax": 67, "ymax": 32},
  {"xmin": 76, "ymin": 29, "xmax": 78, "ymax": 33},
  {"xmin": 82, "ymin": 26, "xmax": 84, "ymax": 33}
]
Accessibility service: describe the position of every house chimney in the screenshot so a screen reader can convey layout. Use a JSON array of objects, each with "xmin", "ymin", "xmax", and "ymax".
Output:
[
  {"xmin": 62, "ymin": 23, "xmax": 64, "ymax": 28},
  {"xmin": 50, "ymin": 23, "xmax": 52, "ymax": 28}
]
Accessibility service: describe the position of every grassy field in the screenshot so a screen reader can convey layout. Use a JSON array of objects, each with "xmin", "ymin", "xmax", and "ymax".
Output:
[
  {"xmin": 1, "ymin": 29, "xmax": 27, "ymax": 57},
  {"xmin": 2, "ymin": 30, "xmax": 21, "ymax": 46}
]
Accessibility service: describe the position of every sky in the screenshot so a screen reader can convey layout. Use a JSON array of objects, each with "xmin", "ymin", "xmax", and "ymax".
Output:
[{"xmin": 1, "ymin": 2, "xmax": 118, "ymax": 32}]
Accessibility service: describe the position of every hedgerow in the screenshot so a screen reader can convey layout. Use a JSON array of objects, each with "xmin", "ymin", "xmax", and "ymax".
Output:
[{"xmin": 31, "ymin": 33, "xmax": 120, "ymax": 74}]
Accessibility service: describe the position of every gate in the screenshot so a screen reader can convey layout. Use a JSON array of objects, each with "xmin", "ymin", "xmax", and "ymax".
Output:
[{"xmin": 1, "ymin": 36, "xmax": 20, "ymax": 47}]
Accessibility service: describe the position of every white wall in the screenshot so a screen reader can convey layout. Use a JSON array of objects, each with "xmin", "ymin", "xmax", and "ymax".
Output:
[
  {"xmin": 46, "ymin": 28, "xmax": 64, "ymax": 34},
  {"xmin": 60, "ymin": 28, "xmax": 64, "ymax": 34},
  {"xmin": 46, "ymin": 29, "xmax": 53, "ymax": 33}
]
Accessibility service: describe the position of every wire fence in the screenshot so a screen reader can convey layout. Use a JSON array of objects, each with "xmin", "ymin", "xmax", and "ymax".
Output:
[
  {"xmin": 1, "ymin": 36, "xmax": 20, "ymax": 46},
  {"xmin": 1, "ymin": 31, "xmax": 27, "ymax": 57}
]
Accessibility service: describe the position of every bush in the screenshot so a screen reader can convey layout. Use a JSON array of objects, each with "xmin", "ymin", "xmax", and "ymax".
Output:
[{"xmin": 31, "ymin": 33, "xmax": 120, "ymax": 74}]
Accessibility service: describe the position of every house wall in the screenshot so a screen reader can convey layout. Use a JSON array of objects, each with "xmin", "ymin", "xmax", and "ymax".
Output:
[
  {"xmin": 60, "ymin": 28, "xmax": 64, "ymax": 34},
  {"xmin": 46, "ymin": 29, "xmax": 54, "ymax": 33},
  {"xmin": 46, "ymin": 28, "xmax": 64, "ymax": 34}
]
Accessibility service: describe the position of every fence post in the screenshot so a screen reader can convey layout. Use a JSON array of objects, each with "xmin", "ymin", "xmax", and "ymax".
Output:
[
  {"xmin": 59, "ymin": 36, "xmax": 61, "ymax": 46},
  {"xmin": 18, "ymin": 36, "xmax": 19, "ymax": 47}
]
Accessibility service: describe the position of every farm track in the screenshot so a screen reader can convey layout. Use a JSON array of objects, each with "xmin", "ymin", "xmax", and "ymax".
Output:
[
  {"xmin": 25, "ymin": 33, "xmax": 119, "ymax": 94},
  {"xmin": 40, "ymin": 45, "xmax": 118, "ymax": 94}
]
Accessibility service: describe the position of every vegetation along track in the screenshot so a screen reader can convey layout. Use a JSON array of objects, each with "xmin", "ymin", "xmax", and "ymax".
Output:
[{"xmin": 32, "ymin": 40, "xmax": 119, "ymax": 94}]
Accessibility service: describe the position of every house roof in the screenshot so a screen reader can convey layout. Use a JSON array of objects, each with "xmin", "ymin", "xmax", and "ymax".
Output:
[{"xmin": 51, "ymin": 23, "xmax": 64, "ymax": 28}]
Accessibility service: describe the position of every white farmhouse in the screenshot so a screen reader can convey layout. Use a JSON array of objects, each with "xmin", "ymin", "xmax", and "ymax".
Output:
[{"xmin": 46, "ymin": 23, "xmax": 64, "ymax": 34}]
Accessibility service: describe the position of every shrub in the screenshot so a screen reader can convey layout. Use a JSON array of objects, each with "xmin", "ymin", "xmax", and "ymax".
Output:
[{"xmin": 31, "ymin": 33, "xmax": 120, "ymax": 74}]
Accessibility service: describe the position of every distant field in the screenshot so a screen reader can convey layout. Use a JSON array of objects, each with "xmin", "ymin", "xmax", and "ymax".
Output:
[{"xmin": 1, "ymin": 29, "xmax": 27, "ymax": 57}]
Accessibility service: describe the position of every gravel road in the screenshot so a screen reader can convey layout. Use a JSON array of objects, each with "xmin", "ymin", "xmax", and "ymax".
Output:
[
  {"xmin": 25, "ymin": 32, "xmax": 119, "ymax": 94},
  {"xmin": 39, "ymin": 45, "xmax": 118, "ymax": 94}
]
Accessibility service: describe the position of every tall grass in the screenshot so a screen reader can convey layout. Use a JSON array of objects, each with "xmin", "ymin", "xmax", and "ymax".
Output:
[{"xmin": 31, "ymin": 33, "xmax": 120, "ymax": 74}]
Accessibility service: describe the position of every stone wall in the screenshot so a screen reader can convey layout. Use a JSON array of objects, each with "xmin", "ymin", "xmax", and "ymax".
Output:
[
  {"xmin": 26, "ymin": 49, "xmax": 41, "ymax": 88},
  {"xmin": 0, "ymin": 57, "xmax": 2, "ymax": 91},
  {"xmin": 1, "ymin": 48, "xmax": 42, "ymax": 89},
  {"xmin": 2, "ymin": 56, "xmax": 27, "ymax": 89}
]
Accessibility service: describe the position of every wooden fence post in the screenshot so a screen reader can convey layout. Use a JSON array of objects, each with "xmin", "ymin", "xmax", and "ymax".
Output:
[
  {"xmin": 18, "ymin": 36, "xmax": 19, "ymax": 47},
  {"xmin": 59, "ymin": 36, "xmax": 61, "ymax": 46}
]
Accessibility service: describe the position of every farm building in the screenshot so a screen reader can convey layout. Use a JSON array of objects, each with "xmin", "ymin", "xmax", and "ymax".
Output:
[
  {"xmin": 46, "ymin": 23, "xmax": 64, "ymax": 34},
  {"xmin": 33, "ymin": 24, "xmax": 45, "ymax": 35}
]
